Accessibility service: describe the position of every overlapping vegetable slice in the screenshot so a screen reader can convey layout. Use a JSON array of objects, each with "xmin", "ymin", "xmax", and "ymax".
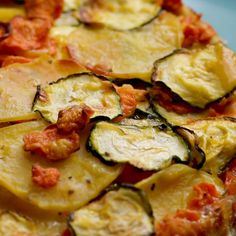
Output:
[
  {"xmin": 136, "ymin": 164, "xmax": 224, "ymax": 224},
  {"xmin": 69, "ymin": 185, "xmax": 154, "ymax": 236},
  {"xmin": 0, "ymin": 121, "xmax": 122, "ymax": 211},
  {"xmin": 77, "ymin": 0, "xmax": 161, "ymax": 30},
  {"xmin": 184, "ymin": 118, "xmax": 236, "ymax": 174},
  {"xmin": 0, "ymin": 184, "xmax": 67, "ymax": 235},
  {"xmin": 0, "ymin": 56, "xmax": 85, "ymax": 123},
  {"xmin": 0, "ymin": 211, "xmax": 65, "ymax": 236},
  {"xmin": 0, "ymin": 6, "xmax": 25, "ymax": 22},
  {"xmin": 33, "ymin": 73, "xmax": 122, "ymax": 123},
  {"xmin": 67, "ymin": 12, "xmax": 183, "ymax": 82},
  {"xmin": 151, "ymin": 89, "xmax": 236, "ymax": 126},
  {"xmin": 88, "ymin": 119, "xmax": 190, "ymax": 170},
  {"xmin": 152, "ymin": 43, "xmax": 236, "ymax": 108}
]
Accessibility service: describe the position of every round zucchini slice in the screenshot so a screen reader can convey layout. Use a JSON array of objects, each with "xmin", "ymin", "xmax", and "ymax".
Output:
[
  {"xmin": 0, "ymin": 121, "xmax": 122, "ymax": 211},
  {"xmin": 67, "ymin": 12, "xmax": 183, "ymax": 82},
  {"xmin": 152, "ymin": 43, "xmax": 236, "ymax": 108},
  {"xmin": 136, "ymin": 164, "xmax": 224, "ymax": 224},
  {"xmin": 0, "ymin": 211, "xmax": 65, "ymax": 236},
  {"xmin": 0, "ymin": 56, "xmax": 85, "ymax": 123},
  {"xmin": 184, "ymin": 118, "xmax": 236, "ymax": 174},
  {"xmin": 77, "ymin": 0, "xmax": 161, "ymax": 30},
  {"xmin": 33, "ymin": 73, "xmax": 122, "ymax": 123},
  {"xmin": 69, "ymin": 184, "xmax": 154, "ymax": 236},
  {"xmin": 88, "ymin": 119, "xmax": 189, "ymax": 171},
  {"xmin": 151, "ymin": 101, "xmax": 207, "ymax": 126}
]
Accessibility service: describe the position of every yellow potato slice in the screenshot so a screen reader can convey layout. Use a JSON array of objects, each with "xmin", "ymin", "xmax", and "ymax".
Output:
[
  {"xmin": 0, "ymin": 121, "xmax": 122, "ymax": 211},
  {"xmin": 0, "ymin": 6, "xmax": 25, "ymax": 22},
  {"xmin": 0, "ymin": 56, "xmax": 86, "ymax": 123},
  {"xmin": 136, "ymin": 164, "xmax": 224, "ymax": 223},
  {"xmin": 78, "ymin": 0, "xmax": 161, "ymax": 30},
  {"xmin": 0, "ymin": 211, "xmax": 65, "ymax": 236},
  {"xmin": 67, "ymin": 12, "xmax": 183, "ymax": 82}
]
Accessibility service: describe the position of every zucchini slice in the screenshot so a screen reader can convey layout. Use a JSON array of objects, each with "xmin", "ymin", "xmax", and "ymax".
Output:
[
  {"xmin": 0, "ymin": 121, "xmax": 122, "ymax": 211},
  {"xmin": 151, "ymin": 90, "xmax": 236, "ymax": 126},
  {"xmin": 136, "ymin": 164, "xmax": 224, "ymax": 224},
  {"xmin": 152, "ymin": 101, "xmax": 207, "ymax": 126},
  {"xmin": 77, "ymin": 0, "xmax": 161, "ymax": 30},
  {"xmin": 88, "ymin": 119, "xmax": 189, "ymax": 171},
  {"xmin": 33, "ymin": 73, "xmax": 122, "ymax": 123},
  {"xmin": 0, "ymin": 56, "xmax": 85, "ymax": 123},
  {"xmin": 69, "ymin": 184, "xmax": 154, "ymax": 236},
  {"xmin": 173, "ymin": 126, "xmax": 205, "ymax": 169},
  {"xmin": 67, "ymin": 12, "xmax": 183, "ymax": 82},
  {"xmin": 152, "ymin": 43, "xmax": 236, "ymax": 108},
  {"xmin": 184, "ymin": 118, "xmax": 236, "ymax": 174},
  {"xmin": 0, "ymin": 211, "xmax": 65, "ymax": 236}
]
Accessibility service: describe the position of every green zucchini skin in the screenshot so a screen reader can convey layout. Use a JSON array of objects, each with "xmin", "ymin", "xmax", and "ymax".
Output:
[
  {"xmin": 32, "ymin": 73, "xmax": 122, "ymax": 124},
  {"xmin": 183, "ymin": 117, "xmax": 236, "ymax": 174},
  {"xmin": 69, "ymin": 184, "xmax": 155, "ymax": 236},
  {"xmin": 150, "ymin": 86, "xmax": 236, "ymax": 126},
  {"xmin": 88, "ymin": 119, "xmax": 190, "ymax": 171},
  {"xmin": 173, "ymin": 126, "xmax": 206, "ymax": 169},
  {"xmin": 77, "ymin": 0, "xmax": 162, "ymax": 31},
  {"xmin": 151, "ymin": 43, "xmax": 236, "ymax": 109}
]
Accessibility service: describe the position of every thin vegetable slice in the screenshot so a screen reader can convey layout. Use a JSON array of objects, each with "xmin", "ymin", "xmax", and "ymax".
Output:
[
  {"xmin": 67, "ymin": 12, "xmax": 183, "ymax": 82},
  {"xmin": 0, "ymin": 211, "xmax": 65, "ymax": 236},
  {"xmin": 33, "ymin": 73, "xmax": 122, "ymax": 123},
  {"xmin": 69, "ymin": 184, "xmax": 154, "ymax": 236},
  {"xmin": 0, "ymin": 56, "xmax": 85, "ymax": 123},
  {"xmin": 77, "ymin": 0, "xmax": 161, "ymax": 30},
  {"xmin": 0, "ymin": 121, "xmax": 122, "ymax": 211},
  {"xmin": 151, "ymin": 89, "xmax": 236, "ymax": 126},
  {"xmin": 152, "ymin": 43, "xmax": 236, "ymax": 108},
  {"xmin": 88, "ymin": 119, "xmax": 189, "ymax": 171},
  {"xmin": 136, "ymin": 164, "xmax": 224, "ymax": 224},
  {"xmin": 184, "ymin": 118, "xmax": 236, "ymax": 174}
]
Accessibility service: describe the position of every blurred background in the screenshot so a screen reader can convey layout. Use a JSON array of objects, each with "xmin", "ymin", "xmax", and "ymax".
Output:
[{"xmin": 185, "ymin": 0, "xmax": 236, "ymax": 50}]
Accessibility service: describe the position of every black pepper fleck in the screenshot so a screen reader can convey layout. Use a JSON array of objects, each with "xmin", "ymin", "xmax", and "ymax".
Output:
[{"xmin": 151, "ymin": 183, "xmax": 156, "ymax": 191}]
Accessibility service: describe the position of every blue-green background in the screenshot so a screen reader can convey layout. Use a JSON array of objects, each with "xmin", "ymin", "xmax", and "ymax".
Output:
[{"xmin": 185, "ymin": 0, "xmax": 236, "ymax": 51}]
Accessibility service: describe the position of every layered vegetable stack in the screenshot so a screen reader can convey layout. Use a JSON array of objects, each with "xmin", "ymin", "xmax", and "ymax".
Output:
[{"xmin": 0, "ymin": 0, "xmax": 236, "ymax": 235}]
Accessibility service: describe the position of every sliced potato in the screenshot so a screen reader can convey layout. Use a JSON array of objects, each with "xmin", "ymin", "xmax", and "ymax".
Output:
[
  {"xmin": 184, "ymin": 118, "xmax": 236, "ymax": 174},
  {"xmin": 152, "ymin": 43, "xmax": 236, "ymax": 108},
  {"xmin": 136, "ymin": 164, "xmax": 224, "ymax": 223},
  {"xmin": 0, "ymin": 121, "xmax": 122, "ymax": 211},
  {"xmin": 33, "ymin": 73, "xmax": 122, "ymax": 123},
  {"xmin": 0, "ymin": 211, "xmax": 65, "ymax": 236},
  {"xmin": 67, "ymin": 12, "xmax": 183, "ymax": 82},
  {"xmin": 0, "ymin": 56, "xmax": 86, "ymax": 123},
  {"xmin": 78, "ymin": 0, "xmax": 161, "ymax": 30},
  {"xmin": 0, "ymin": 6, "xmax": 25, "ymax": 22},
  {"xmin": 0, "ymin": 185, "xmax": 66, "ymax": 235}
]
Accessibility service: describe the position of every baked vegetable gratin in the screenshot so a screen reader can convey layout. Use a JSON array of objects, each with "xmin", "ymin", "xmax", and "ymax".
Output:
[{"xmin": 0, "ymin": 0, "xmax": 236, "ymax": 235}]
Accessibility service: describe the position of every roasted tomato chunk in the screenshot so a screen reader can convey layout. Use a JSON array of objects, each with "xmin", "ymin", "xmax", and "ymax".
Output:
[
  {"xmin": 181, "ymin": 12, "xmax": 216, "ymax": 48},
  {"xmin": 114, "ymin": 84, "xmax": 147, "ymax": 121},
  {"xmin": 23, "ymin": 125, "xmax": 80, "ymax": 161},
  {"xmin": 188, "ymin": 183, "xmax": 219, "ymax": 210},
  {"xmin": 32, "ymin": 164, "xmax": 60, "ymax": 188},
  {"xmin": 0, "ymin": 0, "xmax": 63, "ymax": 54},
  {"xmin": 156, "ymin": 183, "xmax": 224, "ymax": 236},
  {"xmin": 156, "ymin": 210, "xmax": 202, "ymax": 236},
  {"xmin": 151, "ymin": 85, "xmax": 199, "ymax": 114},
  {"xmin": 225, "ymin": 159, "xmax": 236, "ymax": 195},
  {"xmin": 57, "ymin": 105, "xmax": 94, "ymax": 133},
  {"xmin": 160, "ymin": 0, "xmax": 183, "ymax": 15}
]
